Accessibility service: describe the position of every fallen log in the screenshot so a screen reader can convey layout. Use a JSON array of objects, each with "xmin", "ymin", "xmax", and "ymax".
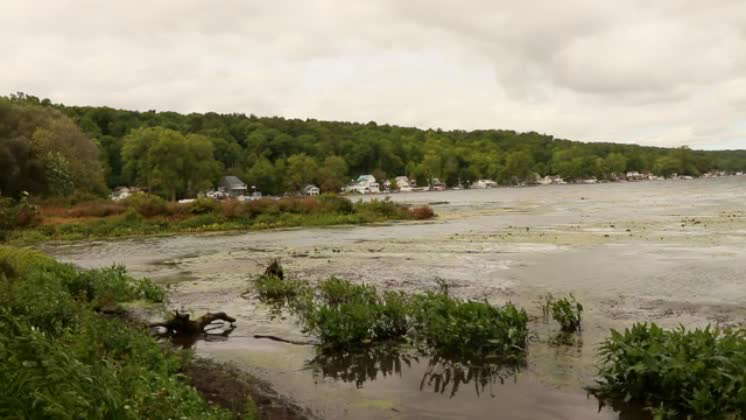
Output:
[{"xmin": 150, "ymin": 311, "xmax": 236, "ymax": 336}]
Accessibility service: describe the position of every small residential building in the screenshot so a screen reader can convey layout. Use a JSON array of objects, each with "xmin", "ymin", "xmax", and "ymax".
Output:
[
  {"xmin": 346, "ymin": 174, "xmax": 381, "ymax": 194},
  {"xmin": 303, "ymin": 184, "xmax": 320, "ymax": 196},
  {"xmin": 220, "ymin": 176, "xmax": 248, "ymax": 197},
  {"xmin": 625, "ymin": 171, "xmax": 645, "ymax": 181},
  {"xmin": 111, "ymin": 186, "xmax": 140, "ymax": 201},
  {"xmin": 429, "ymin": 178, "xmax": 446, "ymax": 191},
  {"xmin": 394, "ymin": 176, "xmax": 414, "ymax": 192},
  {"xmin": 472, "ymin": 179, "xmax": 497, "ymax": 189}
]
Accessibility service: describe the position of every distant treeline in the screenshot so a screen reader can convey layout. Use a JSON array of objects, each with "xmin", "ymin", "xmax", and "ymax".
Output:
[{"xmin": 2, "ymin": 92, "xmax": 746, "ymax": 200}]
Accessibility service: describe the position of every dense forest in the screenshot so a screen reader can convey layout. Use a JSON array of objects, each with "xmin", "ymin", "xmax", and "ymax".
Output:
[{"xmin": 2, "ymin": 92, "xmax": 746, "ymax": 200}]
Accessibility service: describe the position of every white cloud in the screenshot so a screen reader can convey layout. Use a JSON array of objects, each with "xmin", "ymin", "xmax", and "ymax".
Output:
[{"xmin": 1, "ymin": 0, "xmax": 745, "ymax": 149}]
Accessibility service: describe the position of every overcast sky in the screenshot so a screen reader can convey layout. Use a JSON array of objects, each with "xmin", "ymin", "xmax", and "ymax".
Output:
[{"xmin": 2, "ymin": 1, "xmax": 745, "ymax": 149}]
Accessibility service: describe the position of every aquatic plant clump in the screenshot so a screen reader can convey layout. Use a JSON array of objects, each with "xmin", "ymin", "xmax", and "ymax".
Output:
[
  {"xmin": 411, "ymin": 292, "xmax": 529, "ymax": 360},
  {"xmin": 262, "ymin": 272, "xmax": 530, "ymax": 361},
  {"xmin": 299, "ymin": 277, "xmax": 411, "ymax": 350},
  {"xmin": 254, "ymin": 274, "xmax": 308, "ymax": 303},
  {"xmin": 593, "ymin": 323, "xmax": 746, "ymax": 419},
  {"xmin": 550, "ymin": 294, "xmax": 583, "ymax": 332}
]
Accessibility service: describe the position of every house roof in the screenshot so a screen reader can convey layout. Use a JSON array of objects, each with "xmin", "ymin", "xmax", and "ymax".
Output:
[
  {"xmin": 303, "ymin": 184, "xmax": 319, "ymax": 191},
  {"xmin": 221, "ymin": 176, "xmax": 247, "ymax": 189}
]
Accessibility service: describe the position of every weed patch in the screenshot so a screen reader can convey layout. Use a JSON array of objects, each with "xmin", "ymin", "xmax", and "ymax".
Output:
[
  {"xmin": 541, "ymin": 294, "xmax": 583, "ymax": 332},
  {"xmin": 592, "ymin": 323, "xmax": 746, "ymax": 419},
  {"xmin": 0, "ymin": 246, "xmax": 233, "ymax": 419}
]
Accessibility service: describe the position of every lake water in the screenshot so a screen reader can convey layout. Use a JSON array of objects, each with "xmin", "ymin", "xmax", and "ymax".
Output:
[{"xmin": 46, "ymin": 176, "xmax": 746, "ymax": 419}]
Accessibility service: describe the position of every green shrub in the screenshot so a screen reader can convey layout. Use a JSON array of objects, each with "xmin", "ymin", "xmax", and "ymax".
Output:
[
  {"xmin": 593, "ymin": 323, "xmax": 746, "ymax": 418},
  {"xmin": 123, "ymin": 192, "xmax": 167, "ymax": 217},
  {"xmin": 189, "ymin": 196, "xmax": 220, "ymax": 214},
  {"xmin": 0, "ymin": 194, "xmax": 41, "ymax": 232},
  {"xmin": 0, "ymin": 246, "xmax": 229, "ymax": 419},
  {"xmin": 544, "ymin": 294, "xmax": 583, "ymax": 332},
  {"xmin": 254, "ymin": 274, "xmax": 307, "ymax": 303},
  {"xmin": 300, "ymin": 277, "xmax": 410, "ymax": 350},
  {"xmin": 318, "ymin": 194, "xmax": 354, "ymax": 214},
  {"xmin": 354, "ymin": 198, "xmax": 411, "ymax": 220},
  {"xmin": 411, "ymin": 292, "xmax": 529, "ymax": 360}
]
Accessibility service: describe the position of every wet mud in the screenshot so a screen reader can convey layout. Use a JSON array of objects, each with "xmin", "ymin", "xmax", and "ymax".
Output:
[{"xmin": 45, "ymin": 177, "xmax": 746, "ymax": 419}]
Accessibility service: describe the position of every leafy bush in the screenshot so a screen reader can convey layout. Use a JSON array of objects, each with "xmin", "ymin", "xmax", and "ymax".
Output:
[
  {"xmin": 189, "ymin": 196, "xmax": 220, "ymax": 214},
  {"xmin": 411, "ymin": 292, "xmax": 529, "ymax": 360},
  {"xmin": 299, "ymin": 277, "xmax": 410, "ymax": 350},
  {"xmin": 544, "ymin": 294, "xmax": 583, "ymax": 332},
  {"xmin": 254, "ymin": 274, "xmax": 307, "ymax": 303},
  {"xmin": 0, "ymin": 194, "xmax": 41, "ymax": 231},
  {"xmin": 409, "ymin": 205, "xmax": 435, "ymax": 220},
  {"xmin": 354, "ymin": 198, "xmax": 411, "ymax": 220},
  {"xmin": 318, "ymin": 194, "xmax": 354, "ymax": 214},
  {"xmin": 122, "ymin": 192, "xmax": 167, "ymax": 217},
  {"xmin": 593, "ymin": 323, "xmax": 746, "ymax": 419},
  {"xmin": 264, "ymin": 273, "xmax": 527, "ymax": 360},
  {"xmin": 0, "ymin": 246, "xmax": 230, "ymax": 419}
]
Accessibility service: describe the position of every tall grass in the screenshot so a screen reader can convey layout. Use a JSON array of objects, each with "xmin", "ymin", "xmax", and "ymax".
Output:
[
  {"xmin": 0, "ymin": 246, "xmax": 235, "ymax": 419},
  {"xmin": 8, "ymin": 194, "xmax": 435, "ymax": 243}
]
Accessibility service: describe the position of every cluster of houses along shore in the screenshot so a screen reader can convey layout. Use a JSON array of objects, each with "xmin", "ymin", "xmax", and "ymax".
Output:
[{"xmin": 111, "ymin": 170, "xmax": 744, "ymax": 202}]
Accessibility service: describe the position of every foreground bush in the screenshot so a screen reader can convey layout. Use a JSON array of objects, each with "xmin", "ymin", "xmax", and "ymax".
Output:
[
  {"xmin": 593, "ymin": 323, "xmax": 746, "ymax": 419},
  {"xmin": 0, "ymin": 246, "xmax": 234, "ymax": 419},
  {"xmin": 411, "ymin": 292, "xmax": 529, "ymax": 360}
]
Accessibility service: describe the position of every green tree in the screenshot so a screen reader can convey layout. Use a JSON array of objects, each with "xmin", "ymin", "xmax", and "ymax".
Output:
[
  {"xmin": 245, "ymin": 157, "xmax": 279, "ymax": 195},
  {"xmin": 284, "ymin": 154, "xmax": 318, "ymax": 192},
  {"xmin": 500, "ymin": 151, "xmax": 534, "ymax": 184},
  {"xmin": 318, "ymin": 155, "xmax": 348, "ymax": 193},
  {"xmin": 604, "ymin": 153, "xmax": 627, "ymax": 177}
]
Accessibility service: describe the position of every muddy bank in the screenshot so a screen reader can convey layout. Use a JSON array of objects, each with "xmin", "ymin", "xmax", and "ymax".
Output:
[
  {"xmin": 45, "ymin": 177, "xmax": 746, "ymax": 419},
  {"xmin": 186, "ymin": 358, "xmax": 315, "ymax": 420}
]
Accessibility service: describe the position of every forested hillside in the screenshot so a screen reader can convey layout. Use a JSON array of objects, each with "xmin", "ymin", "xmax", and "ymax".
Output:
[{"xmin": 3, "ymin": 92, "xmax": 746, "ymax": 200}]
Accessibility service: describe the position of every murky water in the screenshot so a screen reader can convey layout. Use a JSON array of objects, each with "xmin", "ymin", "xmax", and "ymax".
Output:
[{"xmin": 45, "ymin": 177, "xmax": 746, "ymax": 419}]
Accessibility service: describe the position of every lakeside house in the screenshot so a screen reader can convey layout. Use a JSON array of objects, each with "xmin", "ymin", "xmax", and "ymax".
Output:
[
  {"xmin": 472, "ymin": 179, "xmax": 497, "ymax": 189},
  {"xmin": 395, "ymin": 176, "xmax": 414, "ymax": 192},
  {"xmin": 303, "ymin": 184, "xmax": 320, "ymax": 196},
  {"xmin": 110, "ymin": 186, "xmax": 139, "ymax": 201},
  {"xmin": 345, "ymin": 175, "xmax": 381, "ymax": 194},
  {"xmin": 537, "ymin": 175, "xmax": 567, "ymax": 185},
  {"xmin": 625, "ymin": 171, "xmax": 646, "ymax": 181},
  {"xmin": 219, "ymin": 176, "xmax": 248, "ymax": 197},
  {"xmin": 429, "ymin": 178, "xmax": 446, "ymax": 191}
]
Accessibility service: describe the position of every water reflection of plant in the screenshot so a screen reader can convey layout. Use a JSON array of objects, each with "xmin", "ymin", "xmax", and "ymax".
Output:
[
  {"xmin": 308, "ymin": 343, "xmax": 524, "ymax": 398},
  {"xmin": 307, "ymin": 344, "xmax": 417, "ymax": 388},
  {"xmin": 419, "ymin": 354, "xmax": 523, "ymax": 398}
]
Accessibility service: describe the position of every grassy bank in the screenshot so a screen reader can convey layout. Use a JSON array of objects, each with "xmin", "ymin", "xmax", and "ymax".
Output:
[
  {"xmin": 0, "ymin": 246, "xmax": 252, "ymax": 419},
  {"xmin": 2, "ymin": 193, "xmax": 434, "ymax": 244}
]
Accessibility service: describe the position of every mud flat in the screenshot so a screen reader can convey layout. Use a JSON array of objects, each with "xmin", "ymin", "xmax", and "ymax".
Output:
[{"xmin": 46, "ymin": 176, "xmax": 746, "ymax": 419}]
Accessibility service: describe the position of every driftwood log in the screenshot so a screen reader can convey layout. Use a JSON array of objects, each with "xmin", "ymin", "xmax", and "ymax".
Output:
[
  {"xmin": 264, "ymin": 258, "xmax": 284, "ymax": 279},
  {"xmin": 150, "ymin": 311, "xmax": 236, "ymax": 336}
]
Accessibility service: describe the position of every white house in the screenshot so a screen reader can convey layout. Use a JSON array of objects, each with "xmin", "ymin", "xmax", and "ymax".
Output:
[
  {"xmin": 394, "ymin": 176, "xmax": 414, "ymax": 192},
  {"xmin": 625, "ymin": 171, "xmax": 645, "ymax": 181},
  {"xmin": 219, "ymin": 176, "xmax": 248, "ymax": 197},
  {"xmin": 303, "ymin": 184, "xmax": 320, "ymax": 196},
  {"xmin": 346, "ymin": 175, "xmax": 380, "ymax": 194},
  {"xmin": 472, "ymin": 179, "xmax": 497, "ymax": 189}
]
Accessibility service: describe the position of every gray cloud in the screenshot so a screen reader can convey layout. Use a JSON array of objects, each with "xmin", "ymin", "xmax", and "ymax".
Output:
[{"xmin": 1, "ymin": 0, "xmax": 745, "ymax": 149}]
